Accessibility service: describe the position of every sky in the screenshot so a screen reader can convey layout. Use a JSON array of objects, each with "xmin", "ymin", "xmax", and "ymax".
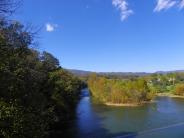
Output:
[{"xmin": 14, "ymin": 0, "xmax": 184, "ymax": 72}]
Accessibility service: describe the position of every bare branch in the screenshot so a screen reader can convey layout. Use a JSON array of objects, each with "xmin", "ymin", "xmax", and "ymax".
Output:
[{"xmin": 0, "ymin": 0, "xmax": 22, "ymax": 17}]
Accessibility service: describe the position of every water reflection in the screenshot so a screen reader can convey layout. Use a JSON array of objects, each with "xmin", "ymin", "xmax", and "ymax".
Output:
[{"xmin": 74, "ymin": 89, "xmax": 184, "ymax": 138}]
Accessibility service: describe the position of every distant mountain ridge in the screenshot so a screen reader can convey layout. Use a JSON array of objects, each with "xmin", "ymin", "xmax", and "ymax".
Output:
[
  {"xmin": 67, "ymin": 69, "xmax": 184, "ymax": 77},
  {"xmin": 67, "ymin": 69, "xmax": 150, "ymax": 77},
  {"xmin": 67, "ymin": 69, "xmax": 93, "ymax": 76},
  {"xmin": 155, "ymin": 70, "xmax": 184, "ymax": 74}
]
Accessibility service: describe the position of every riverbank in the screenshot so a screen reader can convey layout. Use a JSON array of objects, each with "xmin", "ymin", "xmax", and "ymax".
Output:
[
  {"xmin": 157, "ymin": 93, "xmax": 184, "ymax": 98},
  {"xmin": 105, "ymin": 101, "xmax": 154, "ymax": 107},
  {"xmin": 104, "ymin": 93, "xmax": 184, "ymax": 107},
  {"xmin": 105, "ymin": 103, "xmax": 140, "ymax": 107}
]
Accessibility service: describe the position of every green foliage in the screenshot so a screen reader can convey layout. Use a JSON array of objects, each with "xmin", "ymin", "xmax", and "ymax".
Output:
[
  {"xmin": 174, "ymin": 84, "xmax": 184, "ymax": 96},
  {"xmin": 0, "ymin": 20, "xmax": 85, "ymax": 137},
  {"xmin": 87, "ymin": 72, "xmax": 184, "ymax": 104},
  {"xmin": 48, "ymin": 70, "xmax": 84, "ymax": 120},
  {"xmin": 0, "ymin": 101, "xmax": 51, "ymax": 138},
  {"xmin": 142, "ymin": 73, "xmax": 184, "ymax": 94},
  {"xmin": 88, "ymin": 74, "xmax": 155, "ymax": 104},
  {"xmin": 41, "ymin": 51, "xmax": 60, "ymax": 72}
]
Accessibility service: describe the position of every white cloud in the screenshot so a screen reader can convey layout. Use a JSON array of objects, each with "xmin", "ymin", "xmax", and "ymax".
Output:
[
  {"xmin": 154, "ymin": 0, "xmax": 177, "ymax": 12},
  {"xmin": 112, "ymin": 0, "xmax": 133, "ymax": 21},
  {"xmin": 179, "ymin": 0, "xmax": 184, "ymax": 9},
  {"xmin": 45, "ymin": 23, "xmax": 58, "ymax": 32}
]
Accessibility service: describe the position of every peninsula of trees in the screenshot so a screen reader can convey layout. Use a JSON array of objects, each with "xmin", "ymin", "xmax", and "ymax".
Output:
[
  {"xmin": 86, "ymin": 72, "xmax": 184, "ymax": 106},
  {"xmin": 88, "ymin": 74, "xmax": 155, "ymax": 105}
]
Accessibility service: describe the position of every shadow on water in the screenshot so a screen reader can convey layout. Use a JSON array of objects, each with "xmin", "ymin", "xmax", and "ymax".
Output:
[
  {"xmin": 51, "ymin": 88, "xmax": 137, "ymax": 138},
  {"xmin": 52, "ymin": 89, "xmax": 184, "ymax": 138},
  {"xmin": 72, "ymin": 89, "xmax": 138, "ymax": 138}
]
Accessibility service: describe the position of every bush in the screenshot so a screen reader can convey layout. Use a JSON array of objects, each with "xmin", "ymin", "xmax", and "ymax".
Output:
[{"xmin": 175, "ymin": 84, "xmax": 184, "ymax": 96}]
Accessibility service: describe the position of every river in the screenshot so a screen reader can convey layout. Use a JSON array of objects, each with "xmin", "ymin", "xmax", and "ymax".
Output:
[{"xmin": 65, "ymin": 88, "xmax": 184, "ymax": 138}]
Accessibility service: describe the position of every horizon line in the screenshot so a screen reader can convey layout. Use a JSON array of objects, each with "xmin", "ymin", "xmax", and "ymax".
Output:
[{"xmin": 67, "ymin": 68, "xmax": 184, "ymax": 74}]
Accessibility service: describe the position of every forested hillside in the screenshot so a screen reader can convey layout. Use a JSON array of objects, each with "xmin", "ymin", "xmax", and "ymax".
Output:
[{"xmin": 0, "ymin": 1, "xmax": 86, "ymax": 137}]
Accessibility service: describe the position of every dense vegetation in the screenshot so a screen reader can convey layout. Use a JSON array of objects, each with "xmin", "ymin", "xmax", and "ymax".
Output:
[
  {"xmin": 88, "ymin": 74, "xmax": 155, "ymax": 104},
  {"xmin": 1, "ymin": 0, "xmax": 184, "ymax": 137},
  {"xmin": 0, "ymin": 20, "xmax": 85, "ymax": 137},
  {"xmin": 175, "ymin": 84, "xmax": 184, "ymax": 96},
  {"xmin": 142, "ymin": 73, "xmax": 184, "ymax": 95},
  {"xmin": 87, "ymin": 72, "xmax": 184, "ymax": 105}
]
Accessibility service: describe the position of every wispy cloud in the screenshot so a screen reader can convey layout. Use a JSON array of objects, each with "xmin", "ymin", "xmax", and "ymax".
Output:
[
  {"xmin": 179, "ymin": 0, "xmax": 184, "ymax": 9},
  {"xmin": 112, "ymin": 0, "xmax": 133, "ymax": 21},
  {"xmin": 154, "ymin": 0, "xmax": 177, "ymax": 12},
  {"xmin": 111, "ymin": 0, "xmax": 184, "ymax": 21},
  {"xmin": 45, "ymin": 23, "xmax": 58, "ymax": 32}
]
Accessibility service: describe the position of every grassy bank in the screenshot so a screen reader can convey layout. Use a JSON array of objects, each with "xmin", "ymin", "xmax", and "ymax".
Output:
[{"xmin": 157, "ymin": 93, "xmax": 184, "ymax": 98}]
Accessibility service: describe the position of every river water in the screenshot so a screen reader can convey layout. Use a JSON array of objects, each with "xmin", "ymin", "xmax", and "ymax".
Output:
[{"xmin": 66, "ymin": 89, "xmax": 184, "ymax": 138}]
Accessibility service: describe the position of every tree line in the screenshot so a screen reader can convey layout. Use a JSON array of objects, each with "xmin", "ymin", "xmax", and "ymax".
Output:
[
  {"xmin": 87, "ymin": 72, "xmax": 184, "ymax": 105},
  {"xmin": 87, "ymin": 74, "xmax": 155, "ymax": 104},
  {"xmin": 143, "ymin": 73, "xmax": 184, "ymax": 95},
  {"xmin": 0, "ymin": 17, "xmax": 86, "ymax": 138}
]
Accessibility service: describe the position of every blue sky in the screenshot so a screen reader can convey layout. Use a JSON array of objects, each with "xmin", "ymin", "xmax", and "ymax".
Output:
[{"xmin": 14, "ymin": 0, "xmax": 184, "ymax": 72}]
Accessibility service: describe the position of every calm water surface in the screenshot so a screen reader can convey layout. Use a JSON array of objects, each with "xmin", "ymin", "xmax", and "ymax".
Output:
[{"xmin": 68, "ymin": 89, "xmax": 184, "ymax": 138}]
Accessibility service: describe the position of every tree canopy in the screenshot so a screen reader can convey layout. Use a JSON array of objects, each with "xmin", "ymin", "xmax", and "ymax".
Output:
[
  {"xmin": 0, "ymin": 19, "xmax": 85, "ymax": 137},
  {"xmin": 88, "ymin": 74, "xmax": 155, "ymax": 104}
]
